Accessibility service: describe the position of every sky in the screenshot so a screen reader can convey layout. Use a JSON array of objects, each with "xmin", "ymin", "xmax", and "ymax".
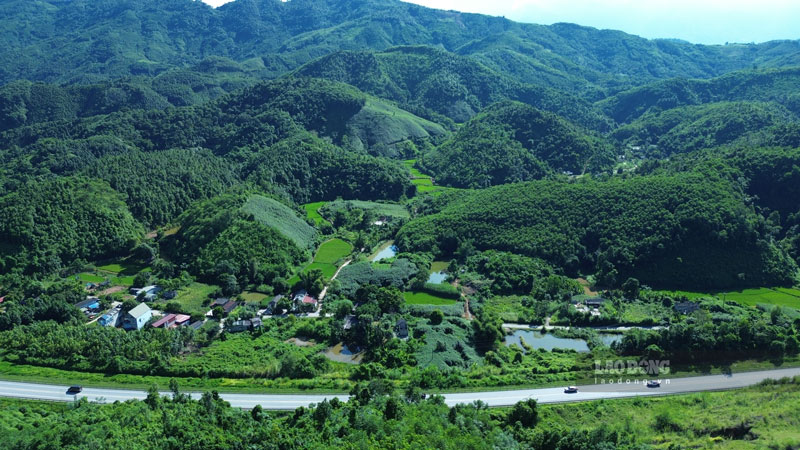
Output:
[{"xmin": 199, "ymin": 0, "xmax": 800, "ymax": 45}]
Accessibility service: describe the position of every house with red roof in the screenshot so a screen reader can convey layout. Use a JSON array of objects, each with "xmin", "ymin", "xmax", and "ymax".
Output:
[{"xmin": 151, "ymin": 314, "xmax": 177, "ymax": 328}]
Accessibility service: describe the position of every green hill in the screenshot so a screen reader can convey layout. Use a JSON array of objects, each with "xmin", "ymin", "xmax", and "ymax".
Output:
[
  {"xmin": 343, "ymin": 98, "xmax": 447, "ymax": 157},
  {"xmin": 295, "ymin": 47, "xmax": 612, "ymax": 130},
  {"xmin": 396, "ymin": 172, "xmax": 797, "ymax": 290},
  {"xmin": 241, "ymin": 195, "xmax": 318, "ymax": 250},
  {"xmin": 600, "ymin": 67, "xmax": 800, "ymax": 124},
  {"xmin": 0, "ymin": 177, "xmax": 143, "ymax": 275},
  {"xmin": 611, "ymin": 101, "xmax": 795, "ymax": 156},
  {"xmin": 171, "ymin": 192, "xmax": 309, "ymax": 286},
  {"xmin": 421, "ymin": 101, "xmax": 614, "ymax": 188}
]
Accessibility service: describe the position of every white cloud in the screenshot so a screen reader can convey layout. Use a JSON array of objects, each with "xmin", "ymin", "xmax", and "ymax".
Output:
[{"xmin": 200, "ymin": 0, "xmax": 234, "ymax": 7}]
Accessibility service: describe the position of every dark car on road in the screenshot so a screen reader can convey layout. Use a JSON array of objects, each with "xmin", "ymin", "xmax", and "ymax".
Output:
[
  {"xmin": 646, "ymin": 380, "xmax": 661, "ymax": 388},
  {"xmin": 66, "ymin": 385, "xmax": 83, "ymax": 395},
  {"xmin": 564, "ymin": 386, "xmax": 578, "ymax": 394}
]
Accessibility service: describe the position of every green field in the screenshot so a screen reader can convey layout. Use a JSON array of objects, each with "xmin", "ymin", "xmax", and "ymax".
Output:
[
  {"xmin": 240, "ymin": 291, "xmax": 270, "ymax": 303},
  {"xmin": 290, "ymin": 239, "xmax": 353, "ymax": 284},
  {"xmin": 75, "ymin": 259, "xmax": 152, "ymax": 287},
  {"xmin": 302, "ymin": 201, "xmax": 329, "ymax": 226},
  {"xmin": 152, "ymin": 282, "xmax": 216, "ymax": 316},
  {"xmin": 242, "ymin": 195, "xmax": 318, "ymax": 249},
  {"xmin": 77, "ymin": 273, "xmax": 106, "ymax": 283},
  {"xmin": 658, "ymin": 287, "xmax": 800, "ymax": 308},
  {"xmin": 404, "ymin": 291, "xmax": 458, "ymax": 305},
  {"xmin": 323, "ymin": 199, "xmax": 410, "ymax": 219},
  {"xmin": 717, "ymin": 287, "xmax": 800, "ymax": 308},
  {"xmin": 314, "ymin": 239, "xmax": 354, "ymax": 264},
  {"xmin": 430, "ymin": 261, "xmax": 449, "ymax": 272}
]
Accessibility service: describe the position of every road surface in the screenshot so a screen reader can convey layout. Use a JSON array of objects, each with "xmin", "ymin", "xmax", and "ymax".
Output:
[{"xmin": 1, "ymin": 367, "xmax": 798, "ymax": 410}]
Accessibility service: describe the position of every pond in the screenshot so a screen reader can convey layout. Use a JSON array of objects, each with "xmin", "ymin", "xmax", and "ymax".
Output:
[
  {"xmin": 598, "ymin": 333, "xmax": 623, "ymax": 346},
  {"xmin": 371, "ymin": 244, "xmax": 398, "ymax": 262},
  {"xmin": 427, "ymin": 271, "xmax": 448, "ymax": 284},
  {"xmin": 505, "ymin": 329, "xmax": 590, "ymax": 352}
]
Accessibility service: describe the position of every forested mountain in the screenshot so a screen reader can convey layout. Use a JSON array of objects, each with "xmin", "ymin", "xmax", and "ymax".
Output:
[
  {"xmin": 601, "ymin": 67, "xmax": 800, "ymax": 124},
  {"xmin": 0, "ymin": 77, "xmax": 412, "ymax": 204},
  {"xmin": 0, "ymin": 57, "xmax": 265, "ymax": 131},
  {"xmin": 2, "ymin": 0, "xmax": 800, "ymax": 92},
  {"xmin": 421, "ymin": 101, "xmax": 614, "ymax": 188},
  {"xmin": 293, "ymin": 46, "xmax": 611, "ymax": 129}
]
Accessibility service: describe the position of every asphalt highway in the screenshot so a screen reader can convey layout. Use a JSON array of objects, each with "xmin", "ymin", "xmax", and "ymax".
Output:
[{"xmin": 1, "ymin": 367, "xmax": 798, "ymax": 409}]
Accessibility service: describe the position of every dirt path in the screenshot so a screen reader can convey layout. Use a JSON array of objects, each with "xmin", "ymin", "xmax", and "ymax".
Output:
[
  {"xmin": 318, "ymin": 259, "xmax": 351, "ymax": 301},
  {"xmin": 577, "ymin": 278, "xmax": 598, "ymax": 296},
  {"xmin": 454, "ymin": 279, "xmax": 472, "ymax": 320}
]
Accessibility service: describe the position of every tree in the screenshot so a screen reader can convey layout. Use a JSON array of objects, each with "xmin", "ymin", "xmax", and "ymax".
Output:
[
  {"xmin": 276, "ymin": 296, "xmax": 293, "ymax": 315},
  {"xmin": 212, "ymin": 306, "xmax": 224, "ymax": 320},
  {"xmin": 300, "ymin": 269, "xmax": 325, "ymax": 297},
  {"xmin": 429, "ymin": 309, "xmax": 444, "ymax": 325},
  {"xmin": 333, "ymin": 299, "xmax": 354, "ymax": 320},
  {"xmin": 472, "ymin": 312, "xmax": 503, "ymax": 352},
  {"xmin": 121, "ymin": 299, "xmax": 139, "ymax": 313},
  {"xmin": 251, "ymin": 404, "xmax": 264, "ymax": 422},
  {"xmin": 376, "ymin": 287, "xmax": 404, "ymax": 314},
  {"xmin": 220, "ymin": 273, "xmax": 240, "ymax": 296},
  {"xmin": 132, "ymin": 271, "xmax": 152, "ymax": 289},
  {"xmin": 622, "ymin": 277, "xmax": 641, "ymax": 299},
  {"xmin": 507, "ymin": 399, "xmax": 538, "ymax": 427}
]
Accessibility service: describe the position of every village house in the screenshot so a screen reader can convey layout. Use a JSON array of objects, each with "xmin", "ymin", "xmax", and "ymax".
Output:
[
  {"xmin": 293, "ymin": 290, "xmax": 318, "ymax": 311},
  {"xmin": 228, "ymin": 317, "xmax": 262, "ymax": 333},
  {"xmin": 264, "ymin": 295, "xmax": 282, "ymax": 315},
  {"xmin": 98, "ymin": 307, "xmax": 121, "ymax": 327},
  {"xmin": 206, "ymin": 298, "xmax": 238, "ymax": 317},
  {"xmin": 75, "ymin": 297, "xmax": 101, "ymax": 312},
  {"xmin": 130, "ymin": 285, "xmax": 161, "ymax": 301},
  {"xmin": 123, "ymin": 303, "xmax": 152, "ymax": 331},
  {"xmin": 395, "ymin": 318, "xmax": 409, "ymax": 339},
  {"xmin": 151, "ymin": 313, "xmax": 177, "ymax": 328},
  {"xmin": 675, "ymin": 301, "xmax": 700, "ymax": 315}
]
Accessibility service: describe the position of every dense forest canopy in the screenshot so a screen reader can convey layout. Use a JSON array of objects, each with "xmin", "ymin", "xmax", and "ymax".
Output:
[
  {"xmin": 422, "ymin": 101, "xmax": 614, "ymax": 187},
  {"xmin": 397, "ymin": 171, "xmax": 797, "ymax": 289}
]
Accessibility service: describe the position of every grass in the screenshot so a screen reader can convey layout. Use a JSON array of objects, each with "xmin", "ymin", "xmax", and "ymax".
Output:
[
  {"xmin": 289, "ymin": 239, "xmax": 353, "ymax": 284},
  {"xmin": 302, "ymin": 201, "xmax": 329, "ymax": 226},
  {"xmin": 74, "ymin": 259, "xmax": 152, "ymax": 287},
  {"xmin": 718, "ymin": 287, "xmax": 800, "ymax": 308},
  {"xmin": 657, "ymin": 287, "xmax": 800, "ymax": 308},
  {"xmin": 151, "ymin": 282, "xmax": 216, "ymax": 316},
  {"xmin": 242, "ymin": 195, "xmax": 318, "ymax": 249},
  {"xmin": 430, "ymin": 261, "xmax": 449, "ymax": 272},
  {"xmin": 77, "ymin": 273, "xmax": 106, "ymax": 283},
  {"xmin": 539, "ymin": 379, "xmax": 800, "ymax": 448},
  {"xmin": 483, "ymin": 296, "xmax": 536, "ymax": 323},
  {"xmin": 240, "ymin": 291, "xmax": 269, "ymax": 303},
  {"xmin": 314, "ymin": 239, "xmax": 353, "ymax": 264},
  {"xmin": 403, "ymin": 291, "xmax": 458, "ymax": 306}
]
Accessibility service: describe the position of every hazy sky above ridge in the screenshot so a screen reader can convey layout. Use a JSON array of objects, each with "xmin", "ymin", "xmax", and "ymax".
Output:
[{"xmin": 199, "ymin": 0, "xmax": 800, "ymax": 45}]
